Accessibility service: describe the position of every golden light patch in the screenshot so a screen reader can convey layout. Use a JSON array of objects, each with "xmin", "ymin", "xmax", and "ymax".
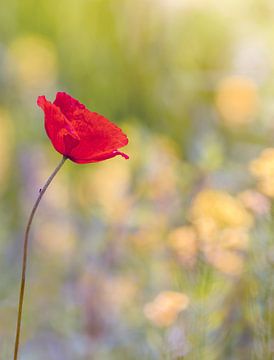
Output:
[
  {"xmin": 144, "ymin": 291, "xmax": 189, "ymax": 327},
  {"xmin": 215, "ymin": 76, "xmax": 258, "ymax": 127},
  {"xmin": 168, "ymin": 226, "xmax": 197, "ymax": 266},
  {"xmin": 7, "ymin": 34, "xmax": 57, "ymax": 90},
  {"xmin": 190, "ymin": 189, "xmax": 253, "ymax": 230}
]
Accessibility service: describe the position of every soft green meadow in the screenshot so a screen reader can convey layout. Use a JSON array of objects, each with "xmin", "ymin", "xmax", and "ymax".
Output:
[{"xmin": 0, "ymin": 0, "xmax": 273, "ymax": 359}]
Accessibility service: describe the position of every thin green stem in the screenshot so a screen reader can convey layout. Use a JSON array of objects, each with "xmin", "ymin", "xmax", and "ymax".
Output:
[{"xmin": 13, "ymin": 156, "xmax": 67, "ymax": 360}]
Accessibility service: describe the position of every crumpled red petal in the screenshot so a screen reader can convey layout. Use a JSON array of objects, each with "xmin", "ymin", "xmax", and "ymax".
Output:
[
  {"xmin": 37, "ymin": 92, "xmax": 128, "ymax": 163},
  {"xmin": 37, "ymin": 96, "xmax": 80, "ymax": 156}
]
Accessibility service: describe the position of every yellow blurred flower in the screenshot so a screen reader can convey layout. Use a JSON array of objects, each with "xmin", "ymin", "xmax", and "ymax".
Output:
[
  {"xmin": 7, "ymin": 34, "xmax": 57, "ymax": 90},
  {"xmin": 199, "ymin": 226, "xmax": 249, "ymax": 275},
  {"xmin": 215, "ymin": 75, "xmax": 258, "ymax": 126},
  {"xmin": 168, "ymin": 226, "xmax": 197, "ymax": 267},
  {"xmin": 144, "ymin": 291, "xmax": 189, "ymax": 327},
  {"xmin": 249, "ymin": 148, "xmax": 274, "ymax": 197},
  {"xmin": 207, "ymin": 250, "xmax": 244, "ymax": 276},
  {"xmin": 257, "ymin": 178, "xmax": 274, "ymax": 198},
  {"xmin": 188, "ymin": 189, "xmax": 252, "ymax": 275},
  {"xmin": 192, "ymin": 217, "xmax": 217, "ymax": 244},
  {"xmin": 190, "ymin": 189, "xmax": 253, "ymax": 234},
  {"xmin": 219, "ymin": 228, "xmax": 249, "ymax": 251},
  {"xmin": 250, "ymin": 148, "xmax": 274, "ymax": 179},
  {"xmin": 238, "ymin": 190, "xmax": 270, "ymax": 215}
]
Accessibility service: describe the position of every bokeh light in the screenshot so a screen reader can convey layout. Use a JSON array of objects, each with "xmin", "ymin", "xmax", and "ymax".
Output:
[
  {"xmin": 215, "ymin": 75, "xmax": 258, "ymax": 127},
  {"xmin": 6, "ymin": 34, "xmax": 57, "ymax": 93},
  {"xmin": 144, "ymin": 291, "xmax": 189, "ymax": 327},
  {"xmin": 0, "ymin": 0, "xmax": 273, "ymax": 359}
]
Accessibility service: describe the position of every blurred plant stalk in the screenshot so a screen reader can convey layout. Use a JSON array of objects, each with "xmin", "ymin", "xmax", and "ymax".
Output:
[{"xmin": 13, "ymin": 156, "xmax": 67, "ymax": 360}]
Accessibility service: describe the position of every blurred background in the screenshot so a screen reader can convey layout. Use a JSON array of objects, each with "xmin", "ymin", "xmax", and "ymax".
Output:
[{"xmin": 0, "ymin": 0, "xmax": 274, "ymax": 359}]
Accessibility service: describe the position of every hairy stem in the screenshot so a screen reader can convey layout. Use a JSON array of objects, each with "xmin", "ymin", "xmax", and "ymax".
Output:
[{"xmin": 13, "ymin": 156, "xmax": 67, "ymax": 360}]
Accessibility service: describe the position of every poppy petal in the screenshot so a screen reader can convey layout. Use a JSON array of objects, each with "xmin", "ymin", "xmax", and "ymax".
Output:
[
  {"xmin": 38, "ymin": 92, "xmax": 128, "ymax": 163},
  {"xmin": 37, "ymin": 96, "xmax": 80, "ymax": 156},
  {"xmin": 70, "ymin": 149, "xmax": 129, "ymax": 164},
  {"xmin": 53, "ymin": 92, "xmax": 85, "ymax": 121}
]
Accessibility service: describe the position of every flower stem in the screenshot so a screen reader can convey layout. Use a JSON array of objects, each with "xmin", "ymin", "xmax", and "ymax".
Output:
[{"xmin": 13, "ymin": 155, "xmax": 67, "ymax": 360}]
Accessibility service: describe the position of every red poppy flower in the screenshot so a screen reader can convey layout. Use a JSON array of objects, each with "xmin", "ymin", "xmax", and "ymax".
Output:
[{"xmin": 37, "ymin": 92, "xmax": 129, "ymax": 163}]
